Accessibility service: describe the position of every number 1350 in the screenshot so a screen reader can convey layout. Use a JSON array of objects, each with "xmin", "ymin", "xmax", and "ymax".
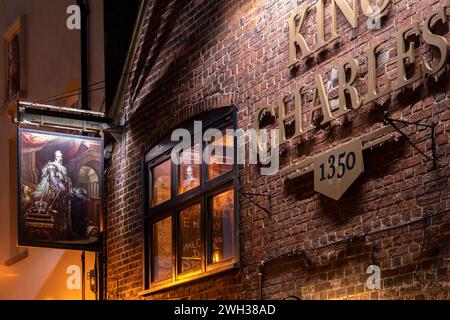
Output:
[{"xmin": 319, "ymin": 152, "xmax": 356, "ymax": 181}]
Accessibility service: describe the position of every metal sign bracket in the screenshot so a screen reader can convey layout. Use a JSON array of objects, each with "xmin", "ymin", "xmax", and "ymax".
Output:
[
  {"xmin": 383, "ymin": 111, "xmax": 438, "ymax": 170},
  {"xmin": 239, "ymin": 190, "xmax": 272, "ymax": 216},
  {"xmin": 13, "ymin": 101, "xmax": 114, "ymax": 134}
]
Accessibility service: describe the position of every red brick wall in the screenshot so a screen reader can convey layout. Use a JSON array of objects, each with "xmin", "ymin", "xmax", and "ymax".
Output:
[{"xmin": 106, "ymin": 0, "xmax": 450, "ymax": 299}]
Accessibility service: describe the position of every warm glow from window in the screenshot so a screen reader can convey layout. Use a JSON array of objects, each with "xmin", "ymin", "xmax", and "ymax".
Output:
[
  {"xmin": 209, "ymin": 189, "xmax": 234, "ymax": 264},
  {"xmin": 152, "ymin": 159, "xmax": 171, "ymax": 206},
  {"xmin": 178, "ymin": 145, "xmax": 201, "ymax": 195},
  {"xmin": 208, "ymin": 127, "xmax": 234, "ymax": 180}
]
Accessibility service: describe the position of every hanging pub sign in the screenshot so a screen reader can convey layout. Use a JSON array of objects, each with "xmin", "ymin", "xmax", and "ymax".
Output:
[{"xmin": 18, "ymin": 128, "xmax": 103, "ymax": 251}]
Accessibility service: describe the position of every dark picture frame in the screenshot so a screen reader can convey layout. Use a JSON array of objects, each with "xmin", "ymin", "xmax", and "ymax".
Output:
[
  {"xmin": 17, "ymin": 128, "xmax": 103, "ymax": 251},
  {"xmin": 3, "ymin": 15, "xmax": 27, "ymax": 108}
]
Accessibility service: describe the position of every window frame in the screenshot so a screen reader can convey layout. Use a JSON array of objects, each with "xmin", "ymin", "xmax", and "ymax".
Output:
[
  {"xmin": 141, "ymin": 107, "xmax": 240, "ymax": 294},
  {"xmin": 149, "ymin": 214, "xmax": 174, "ymax": 286}
]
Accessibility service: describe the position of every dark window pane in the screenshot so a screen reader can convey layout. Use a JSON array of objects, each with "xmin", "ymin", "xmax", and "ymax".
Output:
[
  {"xmin": 207, "ymin": 126, "xmax": 234, "ymax": 180},
  {"xmin": 178, "ymin": 203, "xmax": 201, "ymax": 274},
  {"xmin": 152, "ymin": 217, "xmax": 172, "ymax": 282},
  {"xmin": 152, "ymin": 160, "xmax": 171, "ymax": 206},
  {"xmin": 179, "ymin": 145, "xmax": 201, "ymax": 194},
  {"xmin": 209, "ymin": 189, "xmax": 234, "ymax": 264}
]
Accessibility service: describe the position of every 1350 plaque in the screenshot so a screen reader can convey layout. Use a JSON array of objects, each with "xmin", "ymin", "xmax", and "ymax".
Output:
[{"xmin": 314, "ymin": 139, "xmax": 364, "ymax": 200}]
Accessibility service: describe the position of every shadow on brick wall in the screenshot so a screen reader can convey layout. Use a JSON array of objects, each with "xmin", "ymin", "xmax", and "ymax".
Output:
[{"xmin": 127, "ymin": 0, "xmax": 233, "ymax": 145}]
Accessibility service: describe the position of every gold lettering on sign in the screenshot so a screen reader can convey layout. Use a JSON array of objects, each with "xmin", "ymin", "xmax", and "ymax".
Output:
[
  {"xmin": 255, "ymin": 105, "xmax": 275, "ymax": 150},
  {"xmin": 293, "ymin": 87, "xmax": 306, "ymax": 138},
  {"xmin": 278, "ymin": 87, "xmax": 305, "ymax": 144},
  {"xmin": 331, "ymin": 0, "xmax": 358, "ymax": 40},
  {"xmin": 288, "ymin": 3, "xmax": 312, "ymax": 67},
  {"xmin": 255, "ymin": 105, "xmax": 275, "ymax": 134},
  {"xmin": 316, "ymin": 0, "xmax": 327, "ymax": 49},
  {"xmin": 288, "ymin": 0, "xmax": 394, "ymax": 67},
  {"xmin": 365, "ymin": 44, "xmax": 391, "ymax": 104},
  {"xmin": 360, "ymin": 0, "xmax": 391, "ymax": 17},
  {"xmin": 318, "ymin": 0, "xmax": 360, "ymax": 50},
  {"xmin": 337, "ymin": 57, "xmax": 361, "ymax": 114},
  {"xmin": 310, "ymin": 74, "xmax": 334, "ymax": 127},
  {"xmin": 269, "ymin": 6, "xmax": 450, "ymax": 146},
  {"xmin": 394, "ymin": 23, "xmax": 422, "ymax": 90},
  {"xmin": 422, "ymin": 8, "xmax": 448, "ymax": 77}
]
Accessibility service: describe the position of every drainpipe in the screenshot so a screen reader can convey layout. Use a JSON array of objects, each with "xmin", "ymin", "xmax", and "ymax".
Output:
[{"xmin": 77, "ymin": 0, "xmax": 90, "ymax": 110}]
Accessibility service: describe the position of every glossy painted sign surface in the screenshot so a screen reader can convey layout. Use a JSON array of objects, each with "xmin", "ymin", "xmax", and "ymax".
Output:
[{"xmin": 18, "ymin": 128, "xmax": 103, "ymax": 251}]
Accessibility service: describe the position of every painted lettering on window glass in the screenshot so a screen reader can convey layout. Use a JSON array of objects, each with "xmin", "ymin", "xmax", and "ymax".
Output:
[
  {"xmin": 209, "ymin": 189, "xmax": 235, "ymax": 264},
  {"xmin": 152, "ymin": 216, "xmax": 172, "ymax": 283},
  {"xmin": 179, "ymin": 203, "xmax": 201, "ymax": 274}
]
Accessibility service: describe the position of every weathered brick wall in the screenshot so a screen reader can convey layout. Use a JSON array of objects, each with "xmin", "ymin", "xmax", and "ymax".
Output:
[{"xmin": 106, "ymin": 0, "xmax": 450, "ymax": 299}]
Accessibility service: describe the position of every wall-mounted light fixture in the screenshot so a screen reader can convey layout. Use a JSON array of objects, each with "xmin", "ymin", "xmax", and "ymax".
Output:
[{"xmin": 87, "ymin": 269, "xmax": 97, "ymax": 294}]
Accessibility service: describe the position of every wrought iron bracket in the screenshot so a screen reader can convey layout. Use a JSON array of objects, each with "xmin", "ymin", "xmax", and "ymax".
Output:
[
  {"xmin": 383, "ymin": 111, "xmax": 438, "ymax": 170},
  {"xmin": 260, "ymin": 250, "xmax": 312, "ymax": 273},
  {"xmin": 239, "ymin": 190, "xmax": 272, "ymax": 216},
  {"xmin": 105, "ymin": 125, "xmax": 125, "ymax": 145},
  {"xmin": 13, "ymin": 100, "xmax": 126, "ymax": 146},
  {"xmin": 14, "ymin": 100, "xmax": 113, "ymax": 134}
]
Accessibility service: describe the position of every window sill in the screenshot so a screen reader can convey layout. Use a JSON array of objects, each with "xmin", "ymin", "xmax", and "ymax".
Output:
[{"xmin": 138, "ymin": 261, "xmax": 240, "ymax": 297}]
